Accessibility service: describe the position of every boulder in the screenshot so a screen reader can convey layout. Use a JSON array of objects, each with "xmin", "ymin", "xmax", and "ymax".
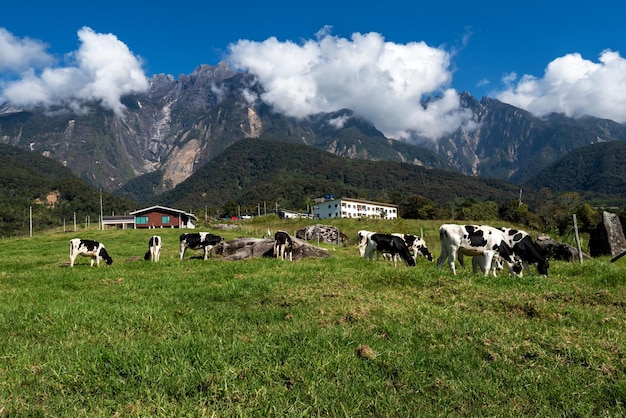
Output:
[
  {"xmin": 215, "ymin": 236, "xmax": 330, "ymax": 261},
  {"xmin": 535, "ymin": 234, "xmax": 591, "ymax": 261},
  {"xmin": 296, "ymin": 224, "xmax": 349, "ymax": 245},
  {"xmin": 589, "ymin": 211, "xmax": 626, "ymax": 257}
]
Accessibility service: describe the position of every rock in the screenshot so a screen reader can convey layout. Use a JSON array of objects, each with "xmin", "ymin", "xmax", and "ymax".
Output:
[
  {"xmin": 535, "ymin": 234, "xmax": 591, "ymax": 261},
  {"xmin": 295, "ymin": 224, "xmax": 349, "ymax": 245},
  {"xmin": 589, "ymin": 211, "xmax": 626, "ymax": 257},
  {"xmin": 215, "ymin": 236, "xmax": 330, "ymax": 261}
]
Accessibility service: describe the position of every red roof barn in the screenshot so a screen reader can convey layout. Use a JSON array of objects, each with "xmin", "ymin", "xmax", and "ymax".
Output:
[{"xmin": 129, "ymin": 205, "xmax": 197, "ymax": 229}]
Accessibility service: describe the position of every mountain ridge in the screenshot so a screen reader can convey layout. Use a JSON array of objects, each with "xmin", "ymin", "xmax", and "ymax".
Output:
[{"xmin": 2, "ymin": 62, "xmax": 626, "ymax": 199}]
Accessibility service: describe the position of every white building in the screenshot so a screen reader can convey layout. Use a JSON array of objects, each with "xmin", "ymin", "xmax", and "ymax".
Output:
[{"xmin": 312, "ymin": 197, "xmax": 398, "ymax": 220}]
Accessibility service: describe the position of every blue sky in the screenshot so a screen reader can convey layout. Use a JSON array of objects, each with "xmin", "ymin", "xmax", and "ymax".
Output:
[{"xmin": 1, "ymin": 0, "xmax": 625, "ymax": 141}]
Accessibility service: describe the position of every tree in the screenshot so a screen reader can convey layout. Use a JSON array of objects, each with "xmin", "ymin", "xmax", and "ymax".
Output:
[{"xmin": 399, "ymin": 195, "xmax": 437, "ymax": 219}]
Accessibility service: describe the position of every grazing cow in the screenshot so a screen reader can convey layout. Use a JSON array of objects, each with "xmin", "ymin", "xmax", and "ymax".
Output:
[
  {"xmin": 437, "ymin": 224, "xmax": 522, "ymax": 276},
  {"xmin": 69, "ymin": 238, "xmax": 113, "ymax": 267},
  {"xmin": 144, "ymin": 235, "xmax": 162, "ymax": 262},
  {"xmin": 363, "ymin": 233, "xmax": 416, "ymax": 267},
  {"xmin": 392, "ymin": 233, "xmax": 433, "ymax": 262},
  {"xmin": 179, "ymin": 232, "xmax": 223, "ymax": 260},
  {"xmin": 499, "ymin": 227, "xmax": 549, "ymax": 276},
  {"xmin": 273, "ymin": 230, "xmax": 294, "ymax": 261}
]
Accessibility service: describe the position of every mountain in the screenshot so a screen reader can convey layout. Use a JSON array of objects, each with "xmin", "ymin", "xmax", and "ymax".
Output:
[
  {"xmin": 2, "ymin": 62, "xmax": 626, "ymax": 199},
  {"xmin": 0, "ymin": 62, "xmax": 449, "ymax": 195},
  {"xmin": 524, "ymin": 141, "xmax": 626, "ymax": 200},
  {"xmin": 433, "ymin": 93, "xmax": 626, "ymax": 183},
  {"xmin": 155, "ymin": 138, "xmax": 532, "ymax": 212},
  {"xmin": 0, "ymin": 144, "xmax": 137, "ymax": 236}
]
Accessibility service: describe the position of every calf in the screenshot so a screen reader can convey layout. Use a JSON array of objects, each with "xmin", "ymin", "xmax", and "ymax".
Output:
[
  {"xmin": 69, "ymin": 238, "xmax": 113, "ymax": 267},
  {"xmin": 179, "ymin": 232, "xmax": 223, "ymax": 260},
  {"xmin": 437, "ymin": 224, "xmax": 522, "ymax": 276},
  {"xmin": 273, "ymin": 230, "xmax": 294, "ymax": 261},
  {"xmin": 500, "ymin": 227, "xmax": 549, "ymax": 276},
  {"xmin": 144, "ymin": 235, "xmax": 162, "ymax": 262},
  {"xmin": 363, "ymin": 233, "xmax": 416, "ymax": 267}
]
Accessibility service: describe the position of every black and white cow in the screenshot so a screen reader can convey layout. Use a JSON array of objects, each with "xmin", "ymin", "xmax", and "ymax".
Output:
[
  {"xmin": 144, "ymin": 235, "xmax": 162, "ymax": 262},
  {"xmin": 363, "ymin": 233, "xmax": 416, "ymax": 267},
  {"xmin": 69, "ymin": 238, "xmax": 113, "ymax": 267},
  {"xmin": 273, "ymin": 230, "xmax": 294, "ymax": 261},
  {"xmin": 179, "ymin": 232, "xmax": 223, "ymax": 260},
  {"xmin": 437, "ymin": 224, "xmax": 522, "ymax": 276},
  {"xmin": 392, "ymin": 233, "xmax": 433, "ymax": 262},
  {"xmin": 500, "ymin": 227, "xmax": 550, "ymax": 276}
]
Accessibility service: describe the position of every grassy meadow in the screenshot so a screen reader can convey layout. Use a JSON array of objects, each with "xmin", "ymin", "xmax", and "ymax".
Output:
[{"xmin": 0, "ymin": 217, "xmax": 625, "ymax": 416}]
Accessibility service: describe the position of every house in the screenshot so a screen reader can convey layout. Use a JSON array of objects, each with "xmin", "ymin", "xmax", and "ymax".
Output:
[
  {"xmin": 311, "ymin": 197, "xmax": 397, "ymax": 220},
  {"xmin": 129, "ymin": 205, "xmax": 197, "ymax": 229}
]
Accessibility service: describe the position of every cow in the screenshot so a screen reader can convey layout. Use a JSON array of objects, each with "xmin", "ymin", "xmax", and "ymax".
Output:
[
  {"xmin": 69, "ymin": 238, "xmax": 113, "ymax": 267},
  {"xmin": 273, "ymin": 230, "xmax": 294, "ymax": 261},
  {"xmin": 144, "ymin": 235, "xmax": 162, "ymax": 262},
  {"xmin": 363, "ymin": 233, "xmax": 416, "ymax": 267},
  {"xmin": 437, "ymin": 224, "xmax": 522, "ymax": 276},
  {"xmin": 392, "ymin": 233, "xmax": 433, "ymax": 262},
  {"xmin": 179, "ymin": 232, "xmax": 223, "ymax": 260},
  {"xmin": 499, "ymin": 227, "xmax": 550, "ymax": 276}
]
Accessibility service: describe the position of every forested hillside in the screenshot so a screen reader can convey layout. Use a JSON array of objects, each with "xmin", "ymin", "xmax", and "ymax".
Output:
[
  {"xmin": 155, "ymin": 138, "xmax": 530, "ymax": 212},
  {"xmin": 0, "ymin": 144, "xmax": 137, "ymax": 236},
  {"xmin": 524, "ymin": 141, "xmax": 626, "ymax": 199}
]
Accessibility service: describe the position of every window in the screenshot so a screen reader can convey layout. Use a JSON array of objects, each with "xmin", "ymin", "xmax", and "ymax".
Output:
[
  {"xmin": 162, "ymin": 215, "xmax": 170, "ymax": 224},
  {"xmin": 136, "ymin": 216, "xmax": 148, "ymax": 225}
]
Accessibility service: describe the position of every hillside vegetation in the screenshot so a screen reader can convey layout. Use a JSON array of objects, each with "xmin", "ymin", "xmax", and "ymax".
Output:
[
  {"xmin": 0, "ymin": 218, "xmax": 624, "ymax": 416},
  {"xmin": 525, "ymin": 140, "xmax": 626, "ymax": 199},
  {"xmin": 0, "ymin": 144, "xmax": 138, "ymax": 237},
  {"xmin": 152, "ymin": 138, "xmax": 530, "ymax": 211}
]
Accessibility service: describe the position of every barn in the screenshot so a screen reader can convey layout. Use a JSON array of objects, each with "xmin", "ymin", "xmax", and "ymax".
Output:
[{"xmin": 129, "ymin": 205, "xmax": 197, "ymax": 229}]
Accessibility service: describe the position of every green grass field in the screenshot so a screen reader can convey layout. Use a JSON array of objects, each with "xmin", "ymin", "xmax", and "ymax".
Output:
[{"xmin": 0, "ymin": 218, "xmax": 625, "ymax": 416}]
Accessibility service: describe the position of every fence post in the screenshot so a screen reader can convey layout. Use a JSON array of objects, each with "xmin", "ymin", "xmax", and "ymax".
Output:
[{"xmin": 573, "ymin": 214, "xmax": 583, "ymax": 264}]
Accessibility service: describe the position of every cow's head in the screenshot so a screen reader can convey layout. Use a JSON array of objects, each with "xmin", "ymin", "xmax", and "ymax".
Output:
[{"xmin": 537, "ymin": 258, "xmax": 549, "ymax": 277}]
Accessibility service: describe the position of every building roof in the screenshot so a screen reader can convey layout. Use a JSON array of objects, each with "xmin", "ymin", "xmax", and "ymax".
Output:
[
  {"xmin": 322, "ymin": 197, "xmax": 397, "ymax": 208},
  {"xmin": 129, "ymin": 205, "xmax": 197, "ymax": 220}
]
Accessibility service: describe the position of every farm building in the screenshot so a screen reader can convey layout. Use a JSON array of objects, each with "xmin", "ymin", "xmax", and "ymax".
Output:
[
  {"xmin": 311, "ymin": 197, "xmax": 397, "ymax": 220},
  {"xmin": 129, "ymin": 205, "xmax": 197, "ymax": 229}
]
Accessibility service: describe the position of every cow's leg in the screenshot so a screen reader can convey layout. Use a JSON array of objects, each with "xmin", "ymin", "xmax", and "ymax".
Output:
[
  {"xmin": 481, "ymin": 252, "xmax": 494, "ymax": 276},
  {"xmin": 90, "ymin": 256, "xmax": 95, "ymax": 267},
  {"xmin": 458, "ymin": 253, "xmax": 466, "ymax": 269},
  {"xmin": 448, "ymin": 248, "xmax": 457, "ymax": 275},
  {"xmin": 364, "ymin": 245, "xmax": 374, "ymax": 261},
  {"xmin": 437, "ymin": 245, "xmax": 451, "ymax": 271},
  {"xmin": 179, "ymin": 243, "xmax": 186, "ymax": 260},
  {"xmin": 203, "ymin": 246, "xmax": 209, "ymax": 260},
  {"xmin": 471, "ymin": 256, "xmax": 481, "ymax": 274}
]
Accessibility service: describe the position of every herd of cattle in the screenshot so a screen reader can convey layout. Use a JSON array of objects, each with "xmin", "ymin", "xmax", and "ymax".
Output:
[
  {"xmin": 358, "ymin": 224, "xmax": 549, "ymax": 276},
  {"xmin": 68, "ymin": 224, "xmax": 550, "ymax": 277}
]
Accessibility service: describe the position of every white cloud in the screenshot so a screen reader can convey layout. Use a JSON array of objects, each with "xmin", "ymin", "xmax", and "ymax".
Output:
[
  {"xmin": 227, "ymin": 30, "xmax": 474, "ymax": 141},
  {"xmin": 0, "ymin": 28, "xmax": 53, "ymax": 72},
  {"xmin": 0, "ymin": 27, "xmax": 148, "ymax": 116},
  {"xmin": 496, "ymin": 50, "xmax": 626, "ymax": 123}
]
